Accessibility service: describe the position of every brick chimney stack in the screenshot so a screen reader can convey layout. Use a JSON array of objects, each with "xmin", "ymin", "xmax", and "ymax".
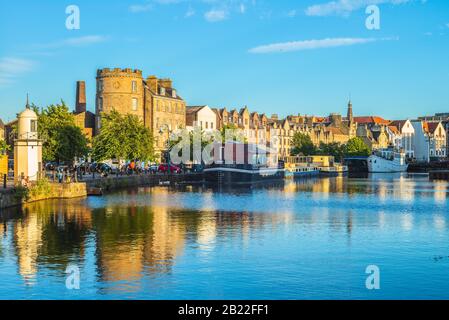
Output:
[{"xmin": 76, "ymin": 81, "xmax": 87, "ymax": 113}]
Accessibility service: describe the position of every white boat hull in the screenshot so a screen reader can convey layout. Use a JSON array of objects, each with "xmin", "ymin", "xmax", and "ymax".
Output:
[{"xmin": 368, "ymin": 155, "xmax": 408, "ymax": 173}]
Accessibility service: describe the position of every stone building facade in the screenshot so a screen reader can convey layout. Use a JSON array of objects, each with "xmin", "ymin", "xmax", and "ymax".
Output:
[{"xmin": 96, "ymin": 68, "xmax": 186, "ymax": 159}]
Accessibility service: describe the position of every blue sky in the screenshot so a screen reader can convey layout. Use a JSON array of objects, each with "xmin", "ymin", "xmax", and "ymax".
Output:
[{"xmin": 0, "ymin": 0, "xmax": 448, "ymax": 123}]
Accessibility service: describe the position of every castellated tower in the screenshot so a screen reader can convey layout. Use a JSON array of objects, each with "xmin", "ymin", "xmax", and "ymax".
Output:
[
  {"xmin": 95, "ymin": 67, "xmax": 186, "ymax": 160},
  {"xmin": 95, "ymin": 68, "xmax": 145, "ymax": 132}
]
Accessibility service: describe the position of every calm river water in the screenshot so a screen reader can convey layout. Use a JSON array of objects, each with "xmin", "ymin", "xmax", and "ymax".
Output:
[{"xmin": 1, "ymin": 174, "xmax": 449, "ymax": 300}]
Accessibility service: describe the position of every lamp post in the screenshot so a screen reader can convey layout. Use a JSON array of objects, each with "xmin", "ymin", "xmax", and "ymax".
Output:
[{"xmin": 159, "ymin": 124, "xmax": 171, "ymax": 174}]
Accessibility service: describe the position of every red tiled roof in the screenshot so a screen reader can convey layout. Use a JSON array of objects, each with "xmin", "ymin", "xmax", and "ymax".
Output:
[
  {"xmin": 388, "ymin": 125, "xmax": 400, "ymax": 135},
  {"xmin": 354, "ymin": 116, "xmax": 390, "ymax": 125}
]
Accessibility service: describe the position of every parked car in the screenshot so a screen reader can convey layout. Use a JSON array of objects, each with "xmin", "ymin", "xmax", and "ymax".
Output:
[
  {"xmin": 149, "ymin": 164, "xmax": 159, "ymax": 174},
  {"xmin": 45, "ymin": 162, "xmax": 58, "ymax": 171},
  {"xmin": 158, "ymin": 164, "xmax": 181, "ymax": 174},
  {"xmin": 97, "ymin": 163, "xmax": 113, "ymax": 175}
]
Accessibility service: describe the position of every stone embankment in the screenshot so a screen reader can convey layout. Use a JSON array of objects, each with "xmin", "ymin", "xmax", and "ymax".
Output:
[{"xmin": 0, "ymin": 173, "xmax": 204, "ymax": 209}]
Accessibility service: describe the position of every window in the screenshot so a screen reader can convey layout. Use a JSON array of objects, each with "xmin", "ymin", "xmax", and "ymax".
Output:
[
  {"xmin": 211, "ymin": 123, "xmax": 214, "ymax": 130},
  {"xmin": 30, "ymin": 120, "xmax": 37, "ymax": 132},
  {"xmin": 132, "ymin": 98, "xmax": 138, "ymax": 111},
  {"xmin": 98, "ymin": 80, "xmax": 104, "ymax": 91},
  {"xmin": 132, "ymin": 81, "xmax": 137, "ymax": 93},
  {"xmin": 205, "ymin": 122, "xmax": 208, "ymax": 129}
]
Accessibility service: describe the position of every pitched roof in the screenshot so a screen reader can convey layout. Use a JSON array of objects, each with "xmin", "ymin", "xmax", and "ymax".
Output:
[
  {"xmin": 186, "ymin": 106, "xmax": 206, "ymax": 114},
  {"xmin": 389, "ymin": 120, "xmax": 407, "ymax": 130},
  {"xmin": 422, "ymin": 121, "xmax": 429, "ymax": 133},
  {"xmin": 388, "ymin": 125, "xmax": 400, "ymax": 135},
  {"xmin": 354, "ymin": 116, "xmax": 390, "ymax": 125},
  {"xmin": 427, "ymin": 122, "xmax": 441, "ymax": 134},
  {"xmin": 326, "ymin": 127, "xmax": 346, "ymax": 135}
]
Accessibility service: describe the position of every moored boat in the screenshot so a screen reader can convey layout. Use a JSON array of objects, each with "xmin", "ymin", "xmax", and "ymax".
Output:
[
  {"xmin": 368, "ymin": 149, "xmax": 408, "ymax": 173},
  {"xmin": 281, "ymin": 156, "xmax": 320, "ymax": 179},
  {"xmin": 204, "ymin": 164, "xmax": 285, "ymax": 185}
]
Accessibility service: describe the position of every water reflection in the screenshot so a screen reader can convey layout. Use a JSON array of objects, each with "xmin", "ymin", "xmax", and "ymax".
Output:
[{"xmin": 1, "ymin": 174, "xmax": 449, "ymax": 299}]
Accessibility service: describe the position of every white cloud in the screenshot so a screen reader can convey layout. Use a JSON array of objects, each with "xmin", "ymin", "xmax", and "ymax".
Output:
[
  {"xmin": 36, "ymin": 35, "xmax": 108, "ymax": 49},
  {"xmin": 185, "ymin": 6, "xmax": 195, "ymax": 17},
  {"xmin": 305, "ymin": 0, "xmax": 411, "ymax": 17},
  {"xmin": 205, "ymin": 9, "xmax": 228, "ymax": 22},
  {"xmin": 287, "ymin": 10, "xmax": 297, "ymax": 18},
  {"xmin": 129, "ymin": 3, "xmax": 153, "ymax": 13},
  {"xmin": 62, "ymin": 35, "xmax": 108, "ymax": 47},
  {"xmin": 0, "ymin": 57, "xmax": 35, "ymax": 87},
  {"xmin": 249, "ymin": 37, "xmax": 396, "ymax": 54}
]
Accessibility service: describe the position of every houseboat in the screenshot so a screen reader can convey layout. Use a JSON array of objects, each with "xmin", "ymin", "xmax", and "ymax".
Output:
[
  {"xmin": 203, "ymin": 142, "xmax": 285, "ymax": 185},
  {"xmin": 281, "ymin": 156, "xmax": 320, "ymax": 179},
  {"xmin": 310, "ymin": 155, "xmax": 348, "ymax": 176},
  {"xmin": 368, "ymin": 149, "xmax": 408, "ymax": 173}
]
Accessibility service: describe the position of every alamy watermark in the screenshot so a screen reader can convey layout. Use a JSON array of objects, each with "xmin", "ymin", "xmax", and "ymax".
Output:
[
  {"xmin": 65, "ymin": 264, "xmax": 80, "ymax": 290},
  {"xmin": 365, "ymin": 265, "xmax": 380, "ymax": 290},
  {"xmin": 167, "ymin": 127, "xmax": 280, "ymax": 171},
  {"xmin": 366, "ymin": 5, "xmax": 380, "ymax": 30},
  {"xmin": 66, "ymin": 5, "xmax": 80, "ymax": 30}
]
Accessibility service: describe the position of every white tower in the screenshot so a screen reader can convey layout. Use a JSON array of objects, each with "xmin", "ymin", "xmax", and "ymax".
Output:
[{"xmin": 14, "ymin": 97, "xmax": 43, "ymax": 183}]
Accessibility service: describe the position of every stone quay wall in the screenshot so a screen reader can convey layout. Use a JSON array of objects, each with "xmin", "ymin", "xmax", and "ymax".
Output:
[
  {"xmin": 0, "ymin": 182, "xmax": 87, "ymax": 209},
  {"xmin": 0, "ymin": 173, "xmax": 204, "ymax": 209}
]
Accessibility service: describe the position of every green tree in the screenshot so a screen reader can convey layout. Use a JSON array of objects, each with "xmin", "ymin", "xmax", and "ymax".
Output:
[
  {"xmin": 220, "ymin": 123, "xmax": 247, "ymax": 143},
  {"xmin": 37, "ymin": 101, "xmax": 89, "ymax": 163},
  {"xmin": 291, "ymin": 132, "xmax": 316, "ymax": 156},
  {"xmin": 0, "ymin": 140, "xmax": 10, "ymax": 155},
  {"xmin": 317, "ymin": 142, "xmax": 346, "ymax": 162},
  {"xmin": 92, "ymin": 110, "xmax": 154, "ymax": 162},
  {"xmin": 345, "ymin": 137, "xmax": 371, "ymax": 157}
]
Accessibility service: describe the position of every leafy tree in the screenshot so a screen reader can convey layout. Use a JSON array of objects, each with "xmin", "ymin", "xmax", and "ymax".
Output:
[
  {"xmin": 317, "ymin": 142, "xmax": 346, "ymax": 162},
  {"xmin": 37, "ymin": 101, "xmax": 89, "ymax": 163},
  {"xmin": 220, "ymin": 123, "xmax": 247, "ymax": 143},
  {"xmin": 92, "ymin": 110, "xmax": 154, "ymax": 162},
  {"xmin": 345, "ymin": 137, "xmax": 371, "ymax": 157},
  {"xmin": 291, "ymin": 132, "xmax": 316, "ymax": 156},
  {"xmin": 0, "ymin": 140, "xmax": 10, "ymax": 155}
]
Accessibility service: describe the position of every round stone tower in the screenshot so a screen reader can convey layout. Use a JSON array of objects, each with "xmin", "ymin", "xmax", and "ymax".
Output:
[{"xmin": 95, "ymin": 68, "xmax": 144, "ymax": 131}]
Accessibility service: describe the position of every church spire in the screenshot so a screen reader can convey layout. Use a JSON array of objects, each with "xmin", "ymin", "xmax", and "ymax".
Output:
[{"xmin": 347, "ymin": 99, "xmax": 353, "ymax": 123}]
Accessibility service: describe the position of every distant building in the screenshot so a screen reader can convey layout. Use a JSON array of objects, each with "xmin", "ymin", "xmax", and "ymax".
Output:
[
  {"xmin": 418, "ymin": 113, "xmax": 449, "ymax": 157},
  {"xmin": 354, "ymin": 116, "xmax": 391, "ymax": 150},
  {"xmin": 390, "ymin": 120, "xmax": 415, "ymax": 158},
  {"xmin": 96, "ymin": 68, "xmax": 186, "ymax": 159},
  {"xmin": 186, "ymin": 105, "xmax": 217, "ymax": 131},
  {"xmin": 411, "ymin": 120, "xmax": 446, "ymax": 162},
  {"xmin": 73, "ymin": 81, "xmax": 95, "ymax": 142}
]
